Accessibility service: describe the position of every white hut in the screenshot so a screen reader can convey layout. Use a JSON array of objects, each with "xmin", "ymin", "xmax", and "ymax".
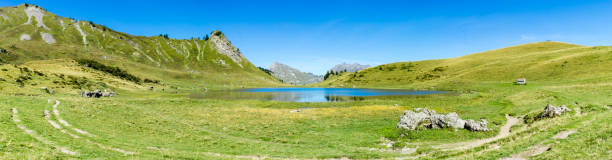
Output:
[{"xmin": 516, "ymin": 78, "xmax": 526, "ymax": 85}]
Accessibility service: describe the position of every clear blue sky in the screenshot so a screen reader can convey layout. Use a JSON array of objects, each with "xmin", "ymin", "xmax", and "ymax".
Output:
[{"xmin": 3, "ymin": 0, "xmax": 612, "ymax": 74}]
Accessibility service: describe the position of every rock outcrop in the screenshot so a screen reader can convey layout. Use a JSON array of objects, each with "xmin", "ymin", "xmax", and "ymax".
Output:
[
  {"xmin": 541, "ymin": 104, "xmax": 571, "ymax": 118},
  {"xmin": 81, "ymin": 90, "xmax": 117, "ymax": 98},
  {"xmin": 397, "ymin": 110, "xmax": 430, "ymax": 130},
  {"xmin": 397, "ymin": 108, "xmax": 489, "ymax": 132},
  {"xmin": 464, "ymin": 119, "xmax": 490, "ymax": 131},
  {"xmin": 209, "ymin": 31, "xmax": 244, "ymax": 67}
]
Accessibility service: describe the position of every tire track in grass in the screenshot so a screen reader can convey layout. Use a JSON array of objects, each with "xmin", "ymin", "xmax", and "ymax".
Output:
[
  {"xmin": 49, "ymin": 100, "xmax": 136, "ymax": 155},
  {"xmin": 44, "ymin": 110, "xmax": 80, "ymax": 138},
  {"xmin": 51, "ymin": 100, "xmax": 95, "ymax": 137},
  {"xmin": 11, "ymin": 108, "xmax": 79, "ymax": 156}
]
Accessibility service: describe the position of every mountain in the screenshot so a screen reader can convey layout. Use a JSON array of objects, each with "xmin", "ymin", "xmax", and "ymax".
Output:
[
  {"xmin": 269, "ymin": 62, "xmax": 322, "ymax": 85},
  {"xmin": 0, "ymin": 4, "xmax": 279, "ymax": 90},
  {"xmin": 319, "ymin": 42, "xmax": 612, "ymax": 89},
  {"xmin": 330, "ymin": 62, "xmax": 370, "ymax": 72}
]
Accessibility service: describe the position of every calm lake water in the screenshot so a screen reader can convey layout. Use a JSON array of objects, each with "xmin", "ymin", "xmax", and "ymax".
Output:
[{"xmin": 190, "ymin": 88, "xmax": 446, "ymax": 102}]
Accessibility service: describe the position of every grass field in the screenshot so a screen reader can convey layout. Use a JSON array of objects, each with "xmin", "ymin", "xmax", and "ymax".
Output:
[
  {"xmin": 1, "ymin": 4, "xmax": 611, "ymax": 159},
  {"xmin": 1, "ymin": 50, "xmax": 610, "ymax": 159}
]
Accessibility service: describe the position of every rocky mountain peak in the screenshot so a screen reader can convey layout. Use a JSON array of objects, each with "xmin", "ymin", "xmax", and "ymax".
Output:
[
  {"xmin": 330, "ymin": 62, "xmax": 371, "ymax": 72},
  {"xmin": 269, "ymin": 62, "xmax": 322, "ymax": 85},
  {"xmin": 209, "ymin": 30, "xmax": 244, "ymax": 67}
]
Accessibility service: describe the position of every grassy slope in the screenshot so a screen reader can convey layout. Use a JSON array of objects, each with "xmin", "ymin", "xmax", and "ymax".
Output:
[
  {"xmin": 310, "ymin": 41, "xmax": 612, "ymax": 159},
  {"xmin": 318, "ymin": 42, "xmax": 611, "ymax": 90},
  {"xmin": 0, "ymin": 4, "xmax": 280, "ymax": 91}
]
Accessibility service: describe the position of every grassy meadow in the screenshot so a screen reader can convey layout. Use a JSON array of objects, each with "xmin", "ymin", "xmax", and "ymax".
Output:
[
  {"xmin": 1, "ymin": 4, "xmax": 611, "ymax": 159},
  {"xmin": 1, "ymin": 51, "xmax": 610, "ymax": 159}
]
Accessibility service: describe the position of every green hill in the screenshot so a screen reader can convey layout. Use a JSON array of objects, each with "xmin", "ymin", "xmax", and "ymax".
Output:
[
  {"xmin": 0, "ymin": 4, "xmax": 279, "ymax": 94},
  {"xmin": 318, "ymin": 41, "xmax": 612, "ymax": 89}
]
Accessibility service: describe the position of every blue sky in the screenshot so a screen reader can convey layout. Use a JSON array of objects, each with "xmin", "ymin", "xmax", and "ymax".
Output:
[{"xmin": 3, "ymin": 0, "xmax": 612, "ymax": 74}]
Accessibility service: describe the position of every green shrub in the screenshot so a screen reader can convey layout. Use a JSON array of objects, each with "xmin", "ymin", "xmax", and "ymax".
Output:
[
  {"xmin": 523, "ymin": 112, "xmax": 544, "ymax": 124},
  {"xmin": 433, "ymin": 66, "xmax": 447, "ymax": 72},
  {"xmin": 386, "ymin": 65, "xmax": 397, "ymax": 71},
  {"xmin": 33, "ymin": 70, "xmax": 45, "ymax": 76},
  {"xmin": 144, "ymin": 78, "xmax": 160, "ymax": 84},
  {"xmin": 76, "ymin": 59, "xmax": 141, "ymax": 84},
  {"xmin": 400, "ymin": 63, "xmax": 415, "ymax": 72},
  {"xmin": 381, "ymin": 127, "xmax": 402, "ymax": 140},
  {"xmin": 257, "ymin": 67, "xmax": 273, "ymax": 76},
  {"xmin": 213, "ymin": 31, "xmax": 223, "ymax": 36}
]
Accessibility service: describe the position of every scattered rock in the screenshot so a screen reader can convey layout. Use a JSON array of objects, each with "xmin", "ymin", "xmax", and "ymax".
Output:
[
  {"xmin": 41, "ymin": 87, "xmax": 54, "ymax": 94},
  {"xmin": 379, "ymin": 137, "xmax": 394, "ymax": 148},
  {"xmin": 40, "ymin": 32, "xmax": 56, "ymax": 44},
  {"xmin": 81, "ymin": 90, "xmax": 116, "ymax": 98},
  {"xmin": 552, "ymin": 130, "xmax": 576, "ymax": 139},
  {"xmin": 397, "ymin": 108, "xmax": 489, "ymax": 131},
  {"xmin": 525, "ymin": 104, "xmax": 573, "ymax": 124},
  {"xmin": 541, "ymin": 104, "xmax": 571, "ymax": 118},
  {"xmin": 20, "ymin": 34, "xmax": 31, "ymax": 41},
  {"xmin": 43, "ymin": 110, "xmax": 50, "ymax": 118}
]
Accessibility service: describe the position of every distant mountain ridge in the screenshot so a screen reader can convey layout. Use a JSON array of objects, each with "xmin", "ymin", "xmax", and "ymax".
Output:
[
  {"xmin": 330, "ymin": 63, "xmax": 371, "ymax": 72},
  {"xmin": 269, "ymin": 62, "xmax": 322, "ymax": 85}
]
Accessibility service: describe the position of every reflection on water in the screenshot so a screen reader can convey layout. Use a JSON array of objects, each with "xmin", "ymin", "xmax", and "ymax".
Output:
[{"xmin": 189, "ymin": 88, "xmax": 446, "ymax": 102}]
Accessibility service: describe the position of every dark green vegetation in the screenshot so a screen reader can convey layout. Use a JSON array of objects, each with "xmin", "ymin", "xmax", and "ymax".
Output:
[
  {"xmin": 76, "ymin": 59, "xmax": 142, "ymax": 84},
  {"xmin": 1, "ymin": 4, "xmax": 611, "ymax": 160},
  {"xmin": 257, "ymin": 66, "xmax": 273, "ymax": 76}
]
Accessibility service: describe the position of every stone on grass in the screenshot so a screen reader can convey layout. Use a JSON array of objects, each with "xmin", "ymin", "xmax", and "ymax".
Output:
[
  {"xmin": 541, "ymin": 104, "xmax": 571, "ymax": 118},
  {"xmin": 397, "ymin": 108, "xmax": 488, "ymax": 132},
  {"xmin": 397, "ymin": 110, "xmax": 430, "ymax": 130},
  {"xmin": 81, "ymin": 90, "xmax": 117, "ymax": 98},
  {"xmin": 464, "ymin": 119, "xmax": 490, "ymax": 131},
  {"xmin": 41, "ymin": 87, "xmax": 54, "ymax": 94}
]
